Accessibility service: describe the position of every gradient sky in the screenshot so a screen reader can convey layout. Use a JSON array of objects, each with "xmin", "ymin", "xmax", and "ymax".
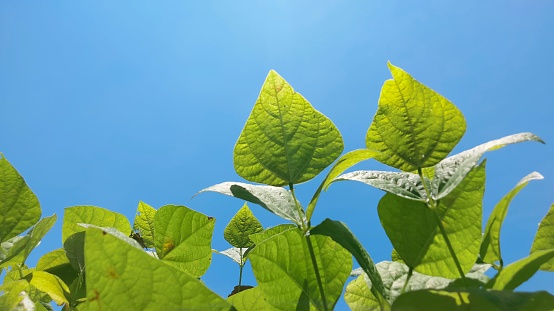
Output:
[{"xmin": 1, "ymin": 1, "xmax": 553, "ymax": 309}]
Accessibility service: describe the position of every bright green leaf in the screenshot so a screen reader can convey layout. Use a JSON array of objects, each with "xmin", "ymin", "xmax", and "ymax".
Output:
[
  {"xmin": 84, "ymin": 227, "xmax": 234, "ymax": 310},
  {"xmin": 24, "ymin": 270, "xmax": 71, "ymax": 306},
  {"xmin": 62, "ymin": 206, "xmax": 131, "ymax": 243},
  {"xmin": 392, "ymin": 289, "xmax": 554, "ymax": 311},
  {"xmin": 0, "ymin": 154, "xmax": 41, "ymax": 243},
  {"xmin": 224, "ymin": 203, "xmax": 263, "ymax": 248},
  {"xmin": 249, "ymin": 227, "xmax": 352, "ymax": 310},
  {"xmin": 234, "ymin": 70, "xmax": 344, "ymax": 186},
  {"xmin": 37, "ymin": 248, "xmax": 70, "ymax": 271},
  {"xmin": 379, "ymin": 162, "xmax": 485, "ymax": 278},
  {"xmin": 311, "ymin": 219, "xmax": 388, "ymax": 304},
  {"xmin": 307, "ymin": 149, "xmax": 379, "ymax": 221},
  {"xmin": 78, "ymin": 223, "xmax": 143, "ymax": 250},
  {"xmin": 248, "ymin": 224, "xmax": 297, "ymax": 245},
  {"xmin": 365, "ymin": 63, "xmax": 466, "ymax": 171},
  {"xmin": 332, "ymin": 170, "xmax": 429, "ymax": 201},
  {"xmin": 154, "ymin": 204, "xmax": 214, "ymax": 278},
  {"xmin": 391, "ymin": 249, "xmax": 404, "ymax": 264},
  {"xmin": 487, "ymin": 249, "xmax": 554, "ymax": 290},
  {"xmin": 198, "ymin": 182, "xmax": 305, "ymax": 226},
  {"xmin": 132, "ymin": 201, "xmax": 156, "ymax": 248},
  {"xmin": 0, "ymin": 279, "xmax": 29, "ymax": 309},
  {"xmin": 481, "ymin": 172, "xmax": 543, "ymax": 268},
  {"xmin": 531, "ymin": 203, "xmax": 554, "ymax": 271},
  {"xmin": 344, "ymin": 274, "xmax": 383, "ymax": 311},
  {"xmin": 432, "ymin": 132, "xmax": 543, "ymax": 200},
  {"xmin": 227, "ymin": 287, "xmax": 271, "ymax": 311}
]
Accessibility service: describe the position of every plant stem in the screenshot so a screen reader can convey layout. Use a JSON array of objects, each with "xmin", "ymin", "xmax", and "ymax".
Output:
[
  {"xmin": 401, "ymin": 267, "xmax": 413, "ymax": 295},
  {"xmin": 289, "ymin": 183, "xmax": 308, "ymax": 232},
  {"xmin": 306, "ymin": 234, "xmax": 328, "ymax": 311},
  {"xmin": 238, "ymin": 248, "xmax": 244, "ymax": 290},
  {"xmin": 417, "ymin": 168, "xmax": 468, "ymax": 286}
]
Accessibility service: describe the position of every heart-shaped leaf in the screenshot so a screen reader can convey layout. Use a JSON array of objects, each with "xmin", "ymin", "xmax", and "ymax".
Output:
[{"xmin": 224, "ymin": 203, "xmax": 263, "ymax": 249}]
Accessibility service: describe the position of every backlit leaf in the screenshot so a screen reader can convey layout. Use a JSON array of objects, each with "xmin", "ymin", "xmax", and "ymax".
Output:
[
  {"xmin": 531, "ymin": 203, "xmax": 554, "ymax": 271},
  {"xmin": 224, "ymin": 203, "xmax": 263, "ymax": 248},
  {"xmin": 365, "ymin": 63, "xmax": 465, "ymax": 171},
  {"xmin": 24, "ymin": 270, "xmax": 70, "ymax": 306},
  {"xmin": 234, "ymin": 70, "xmax": 343, "ymax": 186},
  {"xmin": 227, "ymin": 287, "xmax": 271, "ymax": 311},
  {"xmin": 132, "ymin": 201, "xmax": 156, "ymax": 248},
  {"xmin": 62, "ymin": 206, "xmax": 131, "ymax": 243},
  {"xmin": 487, "ymin": 249, "xmax": 554, "ymax": 290}
]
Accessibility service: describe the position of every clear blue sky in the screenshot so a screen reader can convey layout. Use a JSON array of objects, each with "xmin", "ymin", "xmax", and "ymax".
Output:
[{"xmin": 1, "ymin": 1, "xmax": 553, "ymax": 308}]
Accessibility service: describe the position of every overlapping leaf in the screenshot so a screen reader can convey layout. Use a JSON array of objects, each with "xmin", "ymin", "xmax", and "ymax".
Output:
[
  {"xmin": 366, "ymin": 63, "xmax": 466, "ymax": 171},
  {"xmin": 234, "ymin": 70, "xmax": 343, "ymax": 186},
  {"xmin": 132, "ymin": 201, "xmax": 156, "ymax": 249},
  {"xmin": 154, "ymin": 204, "xmax": 214, "ymax": 277},
  {"xmin": 531, "ymin": 203, "xmax": 554, "ymax": 271},
  {"xmin": 480, "ymin": 172, "xmax": 543, "ymax": 268},
  {"xmin": 249, "ymin": 227, "xmax": 351, "ymax": 310},
  {"xmin": 198, "ymin": 182, "xmax": 305, "ymax": 226},
  {"xmin": 0, "ymin": 154, "xmax": 41, "ymax": 243},
  {"xmin": 378, "ymin": 162, "xmax": 485, "ymax": 278},
  {"xmin": 487, "ymin": 249, "xmax": 554, "ymax": 290},
  {"xmin": 84, "ymin": 228, "xmax": 234, "ymax": 310},
  {"xmin": 432, "ymin": 133, "xmax": 544, "ymax": 200},
  {"xmin": 227, "ymin": 287, "xmax": 271, "ymax": 311},
  {"xmin": 62, "ymin": 206, "xmax": 131, "ymax": 243}
]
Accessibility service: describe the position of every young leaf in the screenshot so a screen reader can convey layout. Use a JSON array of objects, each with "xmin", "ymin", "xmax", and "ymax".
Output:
[
  {"xmin": 24, "ymin": 270, "xmax": 71, "ymax": 306},
  {"xmin": 224, "ymin": 203, "xmax": 263, "ymax": 248},
  {"xmin": 307, "ymin": 149, "xmax": 379, "ymax": 221},
  {"xmin": 132, "ymin": 201, "xmax": 156, "ymax": 248},
  {"xmin": 365, "ymin": 63, "xmax": 466, "ymax": 171},
  {"xmin": 487, "ymin": 249, "xmax": 554, "ymax": 291},
  {"xmin": 198, "ymin": 182, "xmax": 305, "ymax": 226},
  {"xmin": 249, "ymin": 227, "xmax": 352, "ymax": 310},
  {"xmin": 531, "ymin": 203, "xmax": 554, "ymax": 271},
  {"xmin": 310, "ymin": 219, "xmax": 388, "ymax": 303},
  {"xmin": 62, "ymin": 206, "xmax": 131, "ymax": 243},
  {"xmin": 227, "ymin": 287, "xmax": 271, "ymax": 311},
  {"xmin": 432, "ymin": 132, "xmax": 544, "ymax": 200},
  {"xmin": 216, "ymin": 247, "xmax": 248, "ymax": 266},
  {"xmin": 84, "ymin": 227, "xmax": 234, "ymax": 310},
  {"xmin": 332, "ymin": 170, "xmax": 428, "ymax": 201},
  {"xmin": 480, "ymin": 172, "xmax": 543, "ymax": 268},
  {"xmin": 378, "ymin": 162, "xmax": 485, "ymax": 278},
  {"xmin": 392, "ymin": 289, "xmax": 554, "ymax": 311},
  {"xmin": 154, "ymin": 204, "xmax": 214, "ymax": 278},
  {"xmin": 0, "ymin": 154, "xmax": 41, "ymax": 243},
  {"xmin": 234, "ymin": 70, "xmax": 344, "ymax": 186}
]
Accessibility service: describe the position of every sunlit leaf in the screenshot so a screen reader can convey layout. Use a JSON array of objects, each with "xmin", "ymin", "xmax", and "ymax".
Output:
[
  {"xmin": 248, "ymin": 224, "xmax": 297, "ymax": 245},
  {"xmin": 154, "ymin": 204, "xmax": 214, "ymax": 277},
  {"xmin": 198, "ymin": 182, "xmax": 305, "ymax": 226},
  {"xmin": 62, "ymin": 206, "xmax": 131, "ymax": 243},
  {"xmin": 84, "ymin": 227, "xmax": 234, "ymax": 310},
  {"xmin": 249, "ymin": 227, "xmax": 351, "ymax": 310},
  {"xmin": 234, "ymin": 70, "xmax": 343, "ymax": 186},
  {"xmin": 224, "ymin": 203, "xmax": 263, "ymax": 249},
  {"xmin": 24, "ymin": 270, "xmax": 70, "ymax": 306},
  {"xmin": 365, "ymin": 63, "xmax": 465, "ymax": 171},
  {"xmin": 432, "ymin": 132, "xmax": 544, "ymax": 200},
  {"xmin": 378, "ymin": 162, "xmax": 485, "ymax": 278},
  {"xmin": 132, "ymin": 201, "xmax": 156, "ymax": 248},
  {"xmin": 480, "ymin": 172, "xmax": 543, "ymax": 268},
  {"xmin": 227, "ymin": 287, "xmax": 271, "ymax": 311},
  {"xmin": 344, "ymin": 274, "xmax": 383, "ymax": 311},
  {"xmin": 487, "ymin": 249, "xmax": 554, "ymax": 290},
  {"xmin": 531, "ymin": 203, "xmax": 554, "ymax": 271},
  {"xmin": 0, "ymin": 154, "xmax": 41, "ymax": 243}
]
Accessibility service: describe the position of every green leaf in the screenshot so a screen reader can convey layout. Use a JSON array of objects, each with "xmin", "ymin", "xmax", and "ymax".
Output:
[
  {"xmin": 37, "ymin": 248, "xmax": 79, "ymax": 290},
  {"xmin": 249, "ymin": 227, "xmax": 352, "ymax": 310},
  {"xmin": 24, "ymin": 270, "xmax": 70, "ymax": 306},
  {"xmin": 64, "ymin": 232, "xmax": 86, "ymax": 272},
  {"xmin": 531, "ymin": 203, "xmax": 554, "ymax": 271},
  {"xmin": 132, "ymin": 201, "xmax": 156, "ymax": 248},
  {"xmin": 310, "ymin": 219, "xmax": 388, "ymax": 304},
  {"xmin": 378, "ymin": 162, "xmax": 485, "ymax": 278},
  {"xmin": 365, "ymin": 63, "xmax": 466, "ymax": 171},
  {"xmin": 481, "ymin": 172, "xmax": 543, "ymax": 268},
  {"xmin": 307, "ymin": 149, "xmax": 379, "ymax": 221},
  {"xmin": 332, "ymin": 170, "xmax": 429, "ymax": 201},
  {"xmin": 432, "ymin": 132, "xmax": 544, "ymax": 200},
  {"xmin": 84, "ymin": 227, "xmax": 234, "ymax": 310},
  {"xmin": 345, "ymin": 274, "xmax": 384, "ymax": 311},
  {"xmin": 216, "ymin": 247, "xmax": 248, "ymax": 266},
  {"xmin": 199, "ymin": 182, "xmax": 305, "ymax": 226},
  {"xmin": 0, "ymin": 279, "xmax": 29, "ymax": 309},
  {"xmin": 391, "ymin": 249, "xmax": 404, "ymax": 264},
  {"xmin": 62, "ymin": 206, "xmax": 131, "ymax": 243},
  {"xmin": 227, "ymin": 287, "xmax": 271, "ymax": 311},
  {"xmin": 391, "ymin": 289, "xmax": 554, "ymax": 311},
  {"xmin": 154, "ymin": 204, "xmax": 214, "ymax": 277},
  {"xmin": 248, "ymin": 224, "xmax": 297, "ymax": 245},
  {"xmin": 234, "ymin": 70, "xmax": 344, "ymax": 186},
  {"xmin": 0, "ymin": 215, "xmax": 57, "ymax": 269},
  {"xmin": 224, "ymin": 203, "xmax": 263, "ymax": 248},
  {"xmin": 78, "ymin": 223, "xmax": 143, "ymax": 250},
  {"xmin": 0, "ymin": 154, "xmax": 42, "ymax": 243},
  {"xmin": 487, "ymin": 249, "xmax": 554, "ymax": 290}
]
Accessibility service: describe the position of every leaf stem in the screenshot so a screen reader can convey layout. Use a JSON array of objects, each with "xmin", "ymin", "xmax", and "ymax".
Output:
[
  {"xmin": 401, "ymin": 267, "xmax": 413, "ymax": 295},
  {"xmin": 289, "ymin": 183, "xmax": 308, "ymax": 232},
  {"xmin": 305, "ymin": 234, "xmax": 328, "ymax": 311},
  {"xmin": 238, "ymin": 248, "xmax": 244, "ymax": 289},
  {"xmin": 417, "ymin": 168, "xmax": 468, "ymax": 286}
]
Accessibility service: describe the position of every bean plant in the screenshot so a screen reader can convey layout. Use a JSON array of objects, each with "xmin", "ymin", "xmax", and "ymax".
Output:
[{"xmin": 1, "ymin": 62, "xmax": 553, "ymax": 310}]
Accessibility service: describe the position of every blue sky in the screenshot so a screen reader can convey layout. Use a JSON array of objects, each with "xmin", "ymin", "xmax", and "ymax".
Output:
[{"xmin": 1, "ymin": 1, "xmax": 553, "ymax": 308}]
